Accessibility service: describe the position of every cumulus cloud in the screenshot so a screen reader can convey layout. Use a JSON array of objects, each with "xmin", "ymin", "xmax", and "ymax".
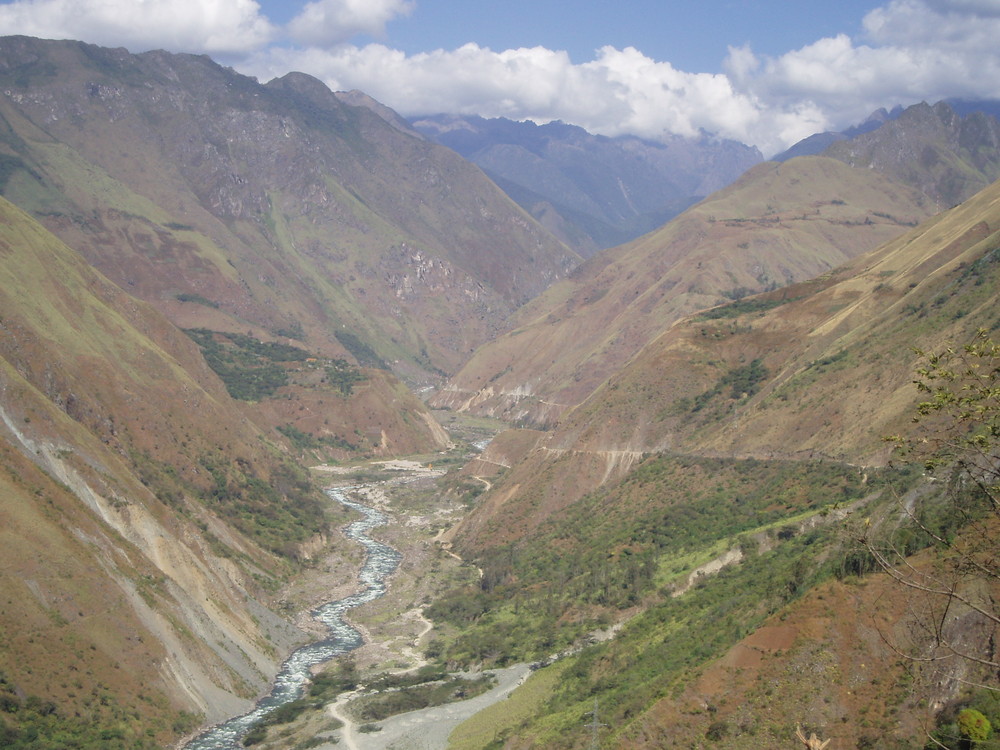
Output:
[
  {"xmin": 246, "ymin": 43, "xmax": 778, "ymax": 148},
  {"xmin": 5, "ymin": 0, "xmax": 1000, "ymax": 155},
  {"xmin": 237, "ymin": 0, "xmax": 1000, "ymax": 156},
  {"xmin": 0, "ymin": 0, "xmax": 275, "ymax": 55},
  {"xmin": 286, "ymin": 0, "xmax": 414, "ymax": 46},
  {"xmin": 734, "ymin": 1, "xmax": 1000, "ymax": 127}
]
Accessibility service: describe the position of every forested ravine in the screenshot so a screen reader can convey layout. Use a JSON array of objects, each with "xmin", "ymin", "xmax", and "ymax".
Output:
[{"xmin": 183, "ymin": 488, "xmax": 401, "ymax": 750}]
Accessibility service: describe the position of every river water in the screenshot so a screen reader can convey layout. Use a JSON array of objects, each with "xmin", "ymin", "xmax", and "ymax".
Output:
[{"xmin": 183, "ymin": 487, "xmax": 401, "ymax": 750}]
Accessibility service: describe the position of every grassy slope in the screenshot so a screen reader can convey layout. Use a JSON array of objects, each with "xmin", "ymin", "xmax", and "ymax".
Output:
[{"xmin": 434, "ymin": 156, "xmax": 936, "ymax": 425}]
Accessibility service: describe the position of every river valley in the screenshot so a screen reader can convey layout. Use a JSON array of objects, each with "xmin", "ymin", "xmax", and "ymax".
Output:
[{"xmin": 180, "ymin": 449, "xmax": 494, "ymax": 750}]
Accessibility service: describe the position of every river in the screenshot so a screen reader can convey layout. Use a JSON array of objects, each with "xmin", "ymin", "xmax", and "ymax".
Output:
[{"xmin": 183, "ymin": 487, "xmax": 401, "ymax": 750}]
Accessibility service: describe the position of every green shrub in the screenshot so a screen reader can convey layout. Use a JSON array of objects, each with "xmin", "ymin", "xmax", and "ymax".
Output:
[{"xmin": 958, "ymin": 708, "xmax": 991, "ymax": 744}]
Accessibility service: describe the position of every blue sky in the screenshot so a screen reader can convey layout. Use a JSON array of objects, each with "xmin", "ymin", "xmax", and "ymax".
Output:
[
  {"xmin": 0, "ymin": 0, "xmax": 998, "ymax": 156},
  {"xmin": 256, "ymin": 0, "xmax": 879, "ymax": 73}
]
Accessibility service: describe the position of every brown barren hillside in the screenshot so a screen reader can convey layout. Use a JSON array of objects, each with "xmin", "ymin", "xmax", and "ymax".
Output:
[
  {"xmin": 451, "ymin": 176, "xmax": 1000, "ymax": 552},
  {"xmin": 0, "ymin": 196, "xmax": 350, "ymax": 743},
  {"xmin": 0, "ymin": 36, "xmax": 578, "ymax": 382},
  {"xmin": 432, "ymin": 156, "xmax": 936, "ymax": 426},
  {"xmin": 605, "ymin": 546, "xmax": 992, "ymax": 750}
]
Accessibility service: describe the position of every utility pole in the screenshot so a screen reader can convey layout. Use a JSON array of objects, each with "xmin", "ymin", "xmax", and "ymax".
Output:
[{"xmin": 585, "ymin": 697, "xmax": 607, "ymax": 750}]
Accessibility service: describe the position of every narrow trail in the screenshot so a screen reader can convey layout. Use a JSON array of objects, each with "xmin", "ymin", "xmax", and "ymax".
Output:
[
  {"xmin": 328, "ymin": 691, "xmax": 360, "ymax": 750},
  {"xmin": 326, "ymin": 605, "xmax": 435, "ymax": 748},
  {"xmin": 398, "ymin": 608, "xmax": 434, "ymax": 669}
]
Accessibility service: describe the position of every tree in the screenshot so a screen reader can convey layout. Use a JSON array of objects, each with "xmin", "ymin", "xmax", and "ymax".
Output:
[
  {"xmin": 864, "ymin": 329, "xmax": 999, "ymax": 682},
  {"xmin": 957, "ymin": 708, "xmax": 991, "ymax": 748}
]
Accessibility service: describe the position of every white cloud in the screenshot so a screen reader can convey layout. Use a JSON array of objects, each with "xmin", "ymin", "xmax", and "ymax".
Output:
[
  {"xmin": 867, "ymin": 0, "xmax": 1000, "ymax": 48},
  {"xmin": 286, "ymin": 0, "xmax": 414, "ymax": 46},
  {"xmin": 5, "ymin": 0, "xmax": 1000, "ymax": 155},
  {"xmin": 241, "ymin": 0, "xmax": 1000, "ymax": 156},
  {"xmin": 742, "ymin": 2, "xmax": 1000, "ymax": 112},
  {"xmin": 0, "ymin": 0, "xmax": 275, "ymax": 55},
  {"xmin": 246, "ymin": 43, "xmax": 788, "ymax": 150}
]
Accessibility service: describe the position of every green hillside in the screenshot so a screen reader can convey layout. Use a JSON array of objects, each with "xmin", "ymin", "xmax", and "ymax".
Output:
[{"xmin": 437, "ymin": 177, "xmax": 1000, "ymax": 749}]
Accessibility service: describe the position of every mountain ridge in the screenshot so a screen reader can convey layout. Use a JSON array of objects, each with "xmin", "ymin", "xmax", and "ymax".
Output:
[
  {"xmin": 431, "ymin": 155, "xmax": 937, "ymax": 426},
  {"xmin": 0, "ymin": 35, "xmax": 579, "ymax": 383},
  {"xmin": 409, "ymin": 113, "xmax": 762, "ymax": 255}
]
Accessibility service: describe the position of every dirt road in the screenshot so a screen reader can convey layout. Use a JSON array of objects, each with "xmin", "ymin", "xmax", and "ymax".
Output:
[{"xmin": 330, "ymin": 663, "xmax": 531, "ymax": 750}]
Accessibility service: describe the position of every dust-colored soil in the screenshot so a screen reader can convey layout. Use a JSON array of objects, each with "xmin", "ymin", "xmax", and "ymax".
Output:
[{"xmin": 338, "ymin": 664, "xmax": 531, "ymax": 750}]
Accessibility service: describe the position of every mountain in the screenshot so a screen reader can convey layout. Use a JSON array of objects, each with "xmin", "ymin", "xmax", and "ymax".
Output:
[
  {"xmin": 431, "ymin": 156, "xmax": 936, "ymax": 426},
  {"xmin": 409, "ymin": 114, "xmax": 762, "ymax": 256},
  {"xmin": 432, "ymin": 174, "xmax": 1000, "ymax": 750},
  {"xmin": 0, "ymin": 36, "xmax": 579, "ymax": 384},
  {"xmin": 823, "ymin": 100, "xmax": 1000, "ymax": 208},
  {"xmin": 0, "ymin": 195, "xmax": 341, "ymax": 746},
  {"xmin": 771, "ymin": 105, "xmax": 902, "ymax": 161},
  {"xmin": 452, "ymin": 172, "xmax": 1000, "ymax": 550}
]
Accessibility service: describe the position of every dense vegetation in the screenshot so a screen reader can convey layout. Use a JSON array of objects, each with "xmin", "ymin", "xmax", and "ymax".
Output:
[
  {"xmin": 184, "ymin": 329, "xmax": 309, "ymax": 401},
  {"xmin": 130, "ymin": 445, "xmax": 327, "ymax": 559},
  {"xmin": 509, "ymin": 528, "xmax": 850, "ymax": 748},
  {"xmin": 348, "ymin": 669, "xmax": 496, "ymax": 722},
  {"xmin": 429, "ymin": 456, "xmax": 896, "ymax": 668},
  {"xmin": 185, "ymin": 329, "xmax": 368, "ymax": 404},
  {"xmin": 276, "ymin": 424, "xmax": 358, "ymax": 453},
  {"xmin": 696, "ymin": 295, "xmax": 795, "ymax": 320},
  {"xmin": 928, "ymin": 691, "xmax": 999, "ymax": 750},
  {"xmin": 324, "ymin": 358, "xmax": 368, "ymax": 395},
  {"xmin": 334, "ymin": 330, "xmax": 388, "ymax": 370},
  {"xmin": 0, "ymin": 673, "xmax": 196, "ymax": 750}
]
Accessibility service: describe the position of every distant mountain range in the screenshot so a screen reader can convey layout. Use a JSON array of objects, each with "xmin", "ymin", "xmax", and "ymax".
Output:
[
  {"xmin": 823, "ymin": 100, "xmax": 1000, "ymax": 207},
  {"xmin": 431, "ymin": 99, "xmax": 1000, "ymax": 427},
  {"xmin": 408, "ymin": 114, "xmax": 762, "ymax": 255},
  {"xmin": 771, "ymin": 105, "xmax": 904, "ymax": 161}
]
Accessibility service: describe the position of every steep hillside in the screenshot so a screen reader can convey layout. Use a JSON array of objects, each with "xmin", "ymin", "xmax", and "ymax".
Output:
[
  {"xmin": 411, "ymin": 114, "xmax": 761, "ymax": 256},
  {"xmin": 0, "ymin": 35, "xmax": 578, "ymax": 383},
  {"xmin": 559, "ymin": 174, "xmax": 1000, "ymax": 465},
  {"xmin": 0, "ymin": 196, "xmax": 349, "ymax": 746},
  {"xmin": 432, "ymin": 156, "xmax": 936, "ymax": 426},
  {"xmin": 432, "ymin": 179, "xmax": 1000, "ymax": 750},
  {"xmin": 450, "ymin": 175, "xmax": 1000, "ymax": 554}
]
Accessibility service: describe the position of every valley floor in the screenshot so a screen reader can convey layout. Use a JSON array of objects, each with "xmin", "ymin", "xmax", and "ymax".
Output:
[
  {"xmin": 235, "ymin": 451, "xmax": 501, "ymax": 749},
  {"xmin": 331, "ymin": 663, "xmax": 531, "ymax": 750}
]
